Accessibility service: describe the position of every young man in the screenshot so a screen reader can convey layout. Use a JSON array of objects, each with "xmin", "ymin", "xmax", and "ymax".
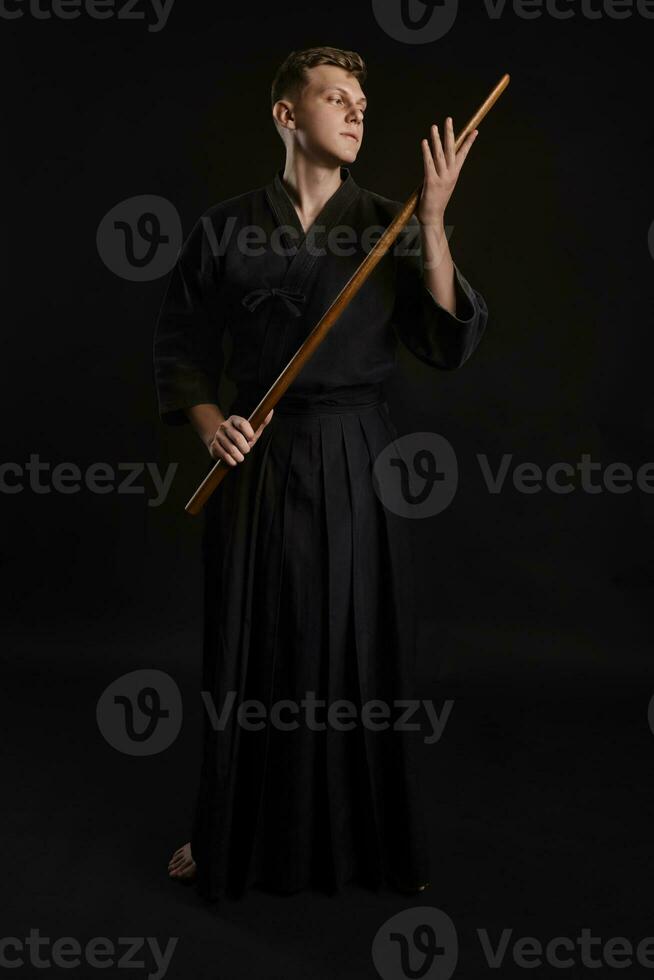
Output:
[{"xmin": 155, "ymin": 46, "xmax": 488, "ymax": 900}]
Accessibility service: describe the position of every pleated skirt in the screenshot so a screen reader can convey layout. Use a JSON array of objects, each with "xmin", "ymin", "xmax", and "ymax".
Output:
[{"xmin": 191, "ymin": 382, "xmax": 430, "ymax": 900}]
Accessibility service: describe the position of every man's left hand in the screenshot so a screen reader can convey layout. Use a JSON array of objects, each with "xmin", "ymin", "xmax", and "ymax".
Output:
[{"xmin": 416, "ymin": 117, "xmax": 478, "ymax": 226}]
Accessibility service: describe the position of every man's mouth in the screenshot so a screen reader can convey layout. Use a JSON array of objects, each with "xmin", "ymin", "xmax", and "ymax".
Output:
[{"xmin": 341, "ymin": 133, "xmax": 359, "ymax": 142}]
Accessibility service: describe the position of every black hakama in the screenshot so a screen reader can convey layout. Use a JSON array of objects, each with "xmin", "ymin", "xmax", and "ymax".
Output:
[{"xmin": 153, "ymin": 166, "xmax": 488, "ymax": 899}]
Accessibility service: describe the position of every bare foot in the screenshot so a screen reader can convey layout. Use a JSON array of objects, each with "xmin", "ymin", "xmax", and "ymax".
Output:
[{"xmin": 168, "ymin": 842, "xmax": 197, "ymax": 881}]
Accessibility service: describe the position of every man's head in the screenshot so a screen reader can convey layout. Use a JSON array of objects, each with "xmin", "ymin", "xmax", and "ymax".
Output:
[{"xmin": 271, "ymin": 47, "xmax": 367, "ymax": 164}]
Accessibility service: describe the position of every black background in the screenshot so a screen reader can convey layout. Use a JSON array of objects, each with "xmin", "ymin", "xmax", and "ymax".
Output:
[{"xmin": 3, "ymin": 0, "xmax": 654, "ymax": 977}]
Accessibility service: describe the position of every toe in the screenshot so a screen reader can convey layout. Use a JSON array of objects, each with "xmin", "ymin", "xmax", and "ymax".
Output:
[{"xmin": 167, "ymin": 844, "xmax": 196, "ymax": 880}]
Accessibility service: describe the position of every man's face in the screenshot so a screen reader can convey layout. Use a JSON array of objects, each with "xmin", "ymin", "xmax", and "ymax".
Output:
[{"xmin": 281, "ymin": 64, "xmax": 366, "ymax": 163}]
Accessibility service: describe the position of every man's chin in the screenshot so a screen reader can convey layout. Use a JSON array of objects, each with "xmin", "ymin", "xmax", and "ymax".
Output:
[
  {"xmin": 333, "ymin": 144, "xmax": 360, "ymax": 164},
  {"xmin": 313, "ymin": 143, "xmax": 359, "ymax": 168}
]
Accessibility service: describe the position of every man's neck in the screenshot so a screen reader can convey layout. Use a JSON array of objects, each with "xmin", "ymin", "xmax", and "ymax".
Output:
[{"xmin": 280, "ymin": 158, "xmax": 344, "ymax": 234}]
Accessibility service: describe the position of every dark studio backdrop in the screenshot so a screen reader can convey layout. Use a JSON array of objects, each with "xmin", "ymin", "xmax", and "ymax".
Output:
[{"xmin": 3, "ymin": 0, "xmax": 654, "ymax": 977}]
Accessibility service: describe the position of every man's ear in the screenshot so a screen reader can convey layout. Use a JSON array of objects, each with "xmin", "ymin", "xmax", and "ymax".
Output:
[{"xmin": 273, "ymin": 100, "xmax": 295, "ymax": 131}]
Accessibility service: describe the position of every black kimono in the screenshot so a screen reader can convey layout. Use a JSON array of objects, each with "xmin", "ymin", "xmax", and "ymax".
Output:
[{"xmin": 153, "ymin": 165, "xmax": 488, "ymax": 900}]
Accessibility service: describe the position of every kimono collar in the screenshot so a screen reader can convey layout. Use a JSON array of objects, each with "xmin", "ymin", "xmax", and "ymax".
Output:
[
  {"xmin": 242, "ymin": 167, "xmax": 361, "ymax": 324},
  {"xmin": 265, "ymin": 166, "xmax": 360, "ymax": 247}
]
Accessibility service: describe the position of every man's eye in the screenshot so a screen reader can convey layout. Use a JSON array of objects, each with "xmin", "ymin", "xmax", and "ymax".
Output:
[{"xmin": 328, "ymin": 95, "xmax": 365, "ymax": 114}]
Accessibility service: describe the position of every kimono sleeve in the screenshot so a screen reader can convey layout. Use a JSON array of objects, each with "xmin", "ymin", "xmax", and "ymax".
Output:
[
  {"xmin": 391, "ymin": 215, "xmax": 489, "ymax": 370},
  {"xmin": 153, "ymin": 215, "xmax": 224, "ymax": 425}
]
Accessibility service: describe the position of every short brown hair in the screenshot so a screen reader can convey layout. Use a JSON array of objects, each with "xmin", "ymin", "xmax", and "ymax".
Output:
[{"xmin": 271, "ymin": 46, "xmax": 367, "ymax": 109}]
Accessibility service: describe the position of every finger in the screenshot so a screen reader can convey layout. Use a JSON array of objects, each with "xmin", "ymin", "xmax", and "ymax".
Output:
[
  {"xmin": 455, "ymin": 128, "xmax": 478, "ymax": 168},
  {"xmin": 421, "ymin": 136, "xmax": 437, "ymax": 181},
  {"xmin": 223, "ymin": 440, "xmax": 246, "ymax": 463},
  {"xmin": 430, "ymin": 124, "xmax": 446, "ymax": 176},
  {"xmin": 230, "ymin": 415, "xmax": 256, "ymax": 444},
  {"xmin": 225, "ymin": 419, "xmax": 252, "ymax": 454},
  {"xmin": 252, "ymin": 407, "xmax": 275, "ymax": 438},
  {"xmin": 214, "ymin": 433, "xmax": 243, "ymax": 464},
  {"xmin": 444, "ymin": 116, "xmax": 456, "ymax": 169},
  {"xmin": 217, "ymin": 450, "xmax": 237, "ymax": 466},
  {"xmin": 210, "ymin": 442, "xmax": 234, "ymax": 464}
]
